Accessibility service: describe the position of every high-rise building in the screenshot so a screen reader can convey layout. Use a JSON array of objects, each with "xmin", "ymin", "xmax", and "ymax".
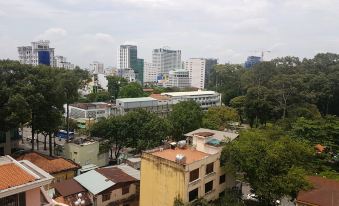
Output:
[
  {"xmin": 184, "ymin": 58, "xmax": 218, "ymax": 89},
  {"xmin": 117, "ymin": 45, "xmax": 145, "ymax": 83},
  {"xmin": 143, "ymin": 62, "xmax": 158, "ymax": 83},
  {"xmin": 55, "ymin": 55, "xmax": 74, "ymax": 69},
  {"xmin": 152, "ymin": 48, "xmax": 181, "ymax": 76},
  {"xmin": 244, "ymin": 56, "xmax": 261, "ymax": 68},
  {"xmin": 90, "ymin": 61, "xmax": 104, "ymax": 74},
  {"xmin": 117, "ymin": 68, "xmax": 136, "ymax": 82},
  {"xmin": 18, "ymin": 40, "xmax": 55, "ymax": 66},
  {"xmin": 168, "ymin": 70, "xmax": 190, "ymax": 88}
]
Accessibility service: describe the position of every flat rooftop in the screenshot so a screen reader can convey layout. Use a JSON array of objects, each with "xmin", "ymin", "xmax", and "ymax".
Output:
[
  {"xmin": 116, "ymin": 97, "xmax": 157, "ymax": 103},
  {"xmin": 152, "ymin": 148, "xmax": 209, "ymax": 164},
  {"xmin": 161, "ymin": 90, "xmax": 218, "ymax": 97}
]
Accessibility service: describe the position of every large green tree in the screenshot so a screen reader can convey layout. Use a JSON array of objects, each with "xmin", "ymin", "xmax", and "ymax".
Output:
[
  {"xmin": 168, "ymin": 101, "xmax": 203, "ymax": 140},
  {"xmin": 222, "ymin": 128, "xmax": 314, "ymax": 205},
  {"xmin": 119, "ymin": 82, "xmax": 146, "ymax": 98},
  {"xmin": 202, "ymin": 106, "xmax": 239, "ymax": 130}
]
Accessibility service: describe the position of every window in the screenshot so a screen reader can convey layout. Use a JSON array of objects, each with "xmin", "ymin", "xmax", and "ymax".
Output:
[
  {"xmin": 205, "ymin": 181, "xmax": 213, "ymax": 193},
  {"xmin": 190, "ymin": 168, "xmax": 199, "ymax": 182},
  {"xmin": 102, "ymin": 192, "xmax": 111, "ymax": 202},
  {"xmin": 189, "ymin": 188, "xmax": 198, "ymax": 202},
  {"xmin": 122, "ymin": 185, "xmax": 130, "ymax": 195},
  {"xmin": 219, "ymin": 174, "xmax": 226, "ymax": 184},
  {"xmin": 0, "ymin": 192, "xmax": 26, "ymax": 206},
  {"xmin": 206, "ymin": 162, "xmax": 214, "ymax": 175}
]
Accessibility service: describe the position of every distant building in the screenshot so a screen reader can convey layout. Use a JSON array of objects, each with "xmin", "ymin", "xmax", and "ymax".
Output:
[
  {"xmin": 184, "ymin": 58, "xmax": 218, "ymax": 89},
  {"xmin": 0, "ymin": 155, "xmax": 54, "ymax": 206},
  {"xmin": 244, "ymin": 56, "xmax": 261, "ymax": 68},
  {"xmin": 140, "ymin": 128, "xmax": 238, "ymax": 206},
  {"xmin": 0, "ymin": 128, "xmax": 21, "ymax": 156},
  {"xmin": 68, "ymin": 102, "xmax": 115, "ymax": 119},
  {"xmin": 18, "ymin": 40, "xmax": 55, "ymax": 66},
  {"xmin": 53, "ymin": 164, "xmax": 140, "ymax": 206},
  {"xmin": 91, "ymin": 61, "xmax": 104, "ymax": 74},
  {"xmin": 136, "ymin": 58, "xmax": 144, "ymax": 84},
  {"xmin": 143, "ymin": 62, "xmax": 158, "ymax": 83},
  {"xmin": 15, "ymin": 151, "xmax": 80, "ymax": 186},
  {"xmin": 168, "ymin": 69, "xmax": 190, "ymax": 88},
  {"xmin": 62, "ymin": 138, "xmax": 109, "ymax": 167},
  {"xmin": 117, "ymin": 45, "xmax": 138, "ymax": 70},
  {"xmin": 296, "ymin": 176, "xmax": 339, "ymax": 206},
  {"xmin": 117, "ymin": 68, "xmax": 136, "ymax": 82},
  {"xmin": 55, "ymin": 55, "xmax": 74, "ymax": 69},
  {"xmin": 152, "ymin": 48, "xmax": 181, "ymax": 76}
]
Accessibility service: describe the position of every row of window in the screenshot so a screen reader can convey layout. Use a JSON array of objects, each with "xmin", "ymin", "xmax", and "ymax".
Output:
[
  {"xmin": 189, "ymin": 162, "xmax": 214, "ymax": 182},
  {"xmin": 188, "ymin": 174, "xmax": 226, "ymax": 202}
]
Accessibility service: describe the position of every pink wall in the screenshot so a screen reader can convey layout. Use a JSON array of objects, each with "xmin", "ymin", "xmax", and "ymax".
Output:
[{"xmin": 25, "ymin": 188, "xmax": 41, "ymax": 206}]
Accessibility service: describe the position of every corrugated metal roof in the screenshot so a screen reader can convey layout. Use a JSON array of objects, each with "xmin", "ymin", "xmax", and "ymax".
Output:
[
  {"xmin": 105, "ymin": 164, "xmax": 140, "ymax": 180},
  {"xmin": 74, "ymin": 170, "xmax": 115, "ymax": 195}
]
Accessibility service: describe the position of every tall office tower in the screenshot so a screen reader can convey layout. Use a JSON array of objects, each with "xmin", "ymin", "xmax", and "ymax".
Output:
[
  {"xmin": 90, "ymin": 61, "xmax": 104, "ymax": 74},
  {"xmin": 152, "ymin": 48, "xmax": 181, "ymax": 76},
  {"xmin": 168, "ymin": 69, "xmax": 190, "ymax": 88},
  {"xmin": 143, "ymin": 62, "xmax": 158, "ymax": 83},
  {"xmin": 244, "ymin": 56, "xmax": 261, "ymax": 68},
  {"xmin": 117, "ymin": 45, "xmax": 143, "ymax": 82},
  {"xmin": 18, "ymin": 40, "xmax": 55, "ymax": 66},
  {"xmin": 184, "ymin": 58, "xmax": 218, "ymax": 89}
]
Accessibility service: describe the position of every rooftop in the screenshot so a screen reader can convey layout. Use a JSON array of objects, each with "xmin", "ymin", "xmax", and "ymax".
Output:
[
  {"xmin": 161, "ymin": 90, "xmax": 218, "ymax": 97},
  {"xmin": 185, "ymin": 128, "xmax": 239, "ymax": 142},
  {"xmin": 0, "ymin": 163, "xmax": 35, "ymax": 190},
  {"xmin": 116, "ymin": 97, "xmax": 157, "ymax": 103},
  {"xmin": 70, "ymin": 102, "xmax": 112, "ymax": 110},
  {"xmin": 53, "ymin": 179, "xmax": 86, "ymax": 197},
  {"xmin": 149, "ymin": 93, "xmax": 171, "ymax": 101},
  {"xmin": 15, "ymin": 152, "xmax": 80, "ymax": 174},
  {"xmin": 151, "ymin": 148, "xmax": 209, "ymax": 165},
  {"xmin": 297, "ymin": 176, "xmax": 339, "ymax": 206}
]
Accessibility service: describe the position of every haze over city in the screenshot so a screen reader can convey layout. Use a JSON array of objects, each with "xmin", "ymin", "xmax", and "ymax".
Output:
[{"xmin": 1, "ymin": 0, "xmax": 339, "ymax": 67}]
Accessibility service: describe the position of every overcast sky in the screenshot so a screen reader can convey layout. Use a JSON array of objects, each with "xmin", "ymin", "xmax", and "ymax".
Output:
[{"xmin": 1, "ymin": 0, "xmax": 339, "ymax": 68}]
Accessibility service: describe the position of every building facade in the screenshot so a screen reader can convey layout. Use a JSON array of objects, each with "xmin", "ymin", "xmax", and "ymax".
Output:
[
  {"xmin": 152, "ymin": 48, "xmax": 181, "ymax": 76},
  {"xmin": 117, "ymin": 45, "xmax": 138, "ymax": 70},
  {"xmin": 168, "ymin": 70, "xmax": 190, "ymax": 88},
  {"xmin": 184, "ymin": 58, "xmax": 218, "ymax": 89},
  {"xmin": 136, "ymin": 58, "xmax": 144, "ymax": 84},
  {"xmin": 143, "ymin": 62, "xmax": 158, "ymax": 83},
  {"xmin": 140, "ymin": 128, "xmax": 238, "ymax": 206},
  {"xmin": 55, "ymin": 55, "xmax": 74, "ymax": 69},
  {"xmin": 0, "ymin": 155, "xmax": 54, "ymax": 206},
  {"xmin": 244, "ymin": 56, "xmax": 261, "ymax": 68},
  {"xmin": 117, "ymin": 68, "xmax": 136, "ymax": 82},
  {"xmin": 90, "ymin": 61, "xmax": 104, "ymax": 74},
  {"xmin": 18, "ymin": 40, "xmax": 55, "ymax": 66}
]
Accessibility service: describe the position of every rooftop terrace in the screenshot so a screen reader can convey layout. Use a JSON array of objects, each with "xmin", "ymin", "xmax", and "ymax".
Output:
[{"xmin": 151, "ymin": 148, "xmax": 209, "ymax": 165}]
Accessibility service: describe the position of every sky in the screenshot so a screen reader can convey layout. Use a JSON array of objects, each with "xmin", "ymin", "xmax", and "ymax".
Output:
[{"xmin": 1, "ymin": 0, "xmax": 339, "ymax": 68}]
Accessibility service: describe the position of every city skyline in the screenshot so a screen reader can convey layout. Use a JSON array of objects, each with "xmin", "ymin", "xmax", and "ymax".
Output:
[{"xmin": 1, "ymin": 0, "xmax": 339, "ymax": 68}]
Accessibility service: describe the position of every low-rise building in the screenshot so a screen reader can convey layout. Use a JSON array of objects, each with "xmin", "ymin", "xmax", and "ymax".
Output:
[
  {"xmin": 54, "ymin": 165, "xmax": 140, "ymax": 206},
  {"xmin": 168, "ymin": 69, "xmax": 190, "ymax": 88},
  {"xmin": 140, "ymin": 128, "xmax": 238, "ymax": 206},
  {"xmin": 0, "ymin": 155, "xmax": 54, "ymax": 206},
  {"xmin": 63, "ymin": 138, "xmax": 109, "ymax": 167},
  {"xmin": 68, "ymin": 102, "xmax": 115, "ymax": 119},
  {"xmin": 15, "ymin": 151, "xmax": 80, "ymax": 185},
  {"xmin": 296, "ymin": 176, "xmax": 339, "ymax": 206}
]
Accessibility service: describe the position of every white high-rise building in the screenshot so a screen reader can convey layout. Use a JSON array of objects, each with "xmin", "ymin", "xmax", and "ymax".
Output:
[
  {"xmin": 143, "ymin": 62, "xmax": 158, "ymax": 83},
  {"xmin": 184, "ymin": 58, "xmax": 218, "ymax": 89},
  {"xmin": 55, "ymin": 55, "xmax": 74, "ymax": 69},
  {"xmin": 18, "ymin": 40, "xmax": 55, "ymax": 66},
  {"xmin": 152, "ymin": 48, "xmax": 181, "ymax": 76},
  {"xmin": 117, "ymin": 45, "xmax": 137, "ymax": 69},
  {"xmin": 167, "ymin": 70, "xmax": 190, "ymax": 88},
  {"xmin": 90, "ymin": 61, "xmax": 104, "ymax": 74}
]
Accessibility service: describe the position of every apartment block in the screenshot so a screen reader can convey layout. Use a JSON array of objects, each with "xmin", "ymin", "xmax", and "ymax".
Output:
[
  {"xmin": 143, "ymin": 62, "xmax": 158, "ymax": 83},
  {"xmin": 152, "ymin": 48, "xmax": 181, "ymax": 76},
  {"xmin": 140, "ymin": 128, "xmax": 238, "ymax": 206},
  {"xmin": 184, "ymin": 58, "xmax": 217, "ymax": 89},
  {"xmin": 168, "ymin": 69, "xmax": 190, "ymax": 88}
]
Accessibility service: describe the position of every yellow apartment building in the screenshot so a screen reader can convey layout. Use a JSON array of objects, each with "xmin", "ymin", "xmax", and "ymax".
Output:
[{"xmin": 140, "ymin": 128, "xmax": 238, "ymax": 206}]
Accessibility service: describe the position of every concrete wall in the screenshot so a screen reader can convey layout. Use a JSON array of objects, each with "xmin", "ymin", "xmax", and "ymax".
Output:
[
  {"xmin": 140, "ymin": 153, "xmax": 186, "ymax": 206},
  {"xmin": 97, "ymin": 183, "xmax": 138, "ymax": 206},
  {"xmin": 25, "ymin": 188, "xmax": 40, "ymax": 206}
]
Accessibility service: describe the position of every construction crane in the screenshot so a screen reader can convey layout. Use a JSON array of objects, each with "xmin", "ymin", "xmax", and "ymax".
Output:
[{"xmin": 250, "ymin": 50, "xmax": 272, "ymax": 61}]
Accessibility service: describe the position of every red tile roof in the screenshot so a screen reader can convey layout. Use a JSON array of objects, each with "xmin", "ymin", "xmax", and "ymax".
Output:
[
  {"xmin": 15, "ymin": 152, "xmax": 80, "ymax": 174},
  {"xmin": 194, "ymin": 132, "xmax": 215, "ymax": 137},
  {"xmin": 297, "ymin": 176, "xmax": 339, "ymax": 206},
  {"xmin": 0, "ymin": 163, "xmax": 36, "ymax": 190}
]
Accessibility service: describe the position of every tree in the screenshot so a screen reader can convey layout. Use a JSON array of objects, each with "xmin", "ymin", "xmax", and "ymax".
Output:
[
  {"xmin": 119, "ymin": 82, "xmax": 146, "ymax": 98},
  {"xmin": 202, "ymin": 106, "xmax": 239, "ymax": 130},
  {"xmin": 168, "ymin": 101, "xmax": 203, "ymax": 140},
  {"xmin": 107, "ymin": 76, "xmax": 128, "ymax": 100},
  {"xmin": 222, "ymin": 127, "xmax": 314, "ymax": 205},
  {"xmin": 86, "ymin": 91, "xmax": 111, "ymax": 102},
  {"xmin": 230, "ymin": 96, "xmax": 246, "ymax": 124}
]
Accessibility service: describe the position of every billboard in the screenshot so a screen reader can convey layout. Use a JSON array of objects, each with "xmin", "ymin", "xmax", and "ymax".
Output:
[{"xmin": 38, "ymin": 51, "xmax": 51, "ymax": 66}]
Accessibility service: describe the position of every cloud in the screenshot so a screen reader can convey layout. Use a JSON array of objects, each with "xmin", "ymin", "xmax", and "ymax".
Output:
[{"xmin": 36, "ymin": 28, "xmax": 67, "ymax": 41}]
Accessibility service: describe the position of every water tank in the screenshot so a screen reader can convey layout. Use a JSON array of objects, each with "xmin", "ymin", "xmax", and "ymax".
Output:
[
  {"xmin": 177, "ymin": 140, "xmax": 186, "ymax": 149},
  {"xmin": 175, "ymin": 154, "xmax": 186, "ymax": 164}
]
